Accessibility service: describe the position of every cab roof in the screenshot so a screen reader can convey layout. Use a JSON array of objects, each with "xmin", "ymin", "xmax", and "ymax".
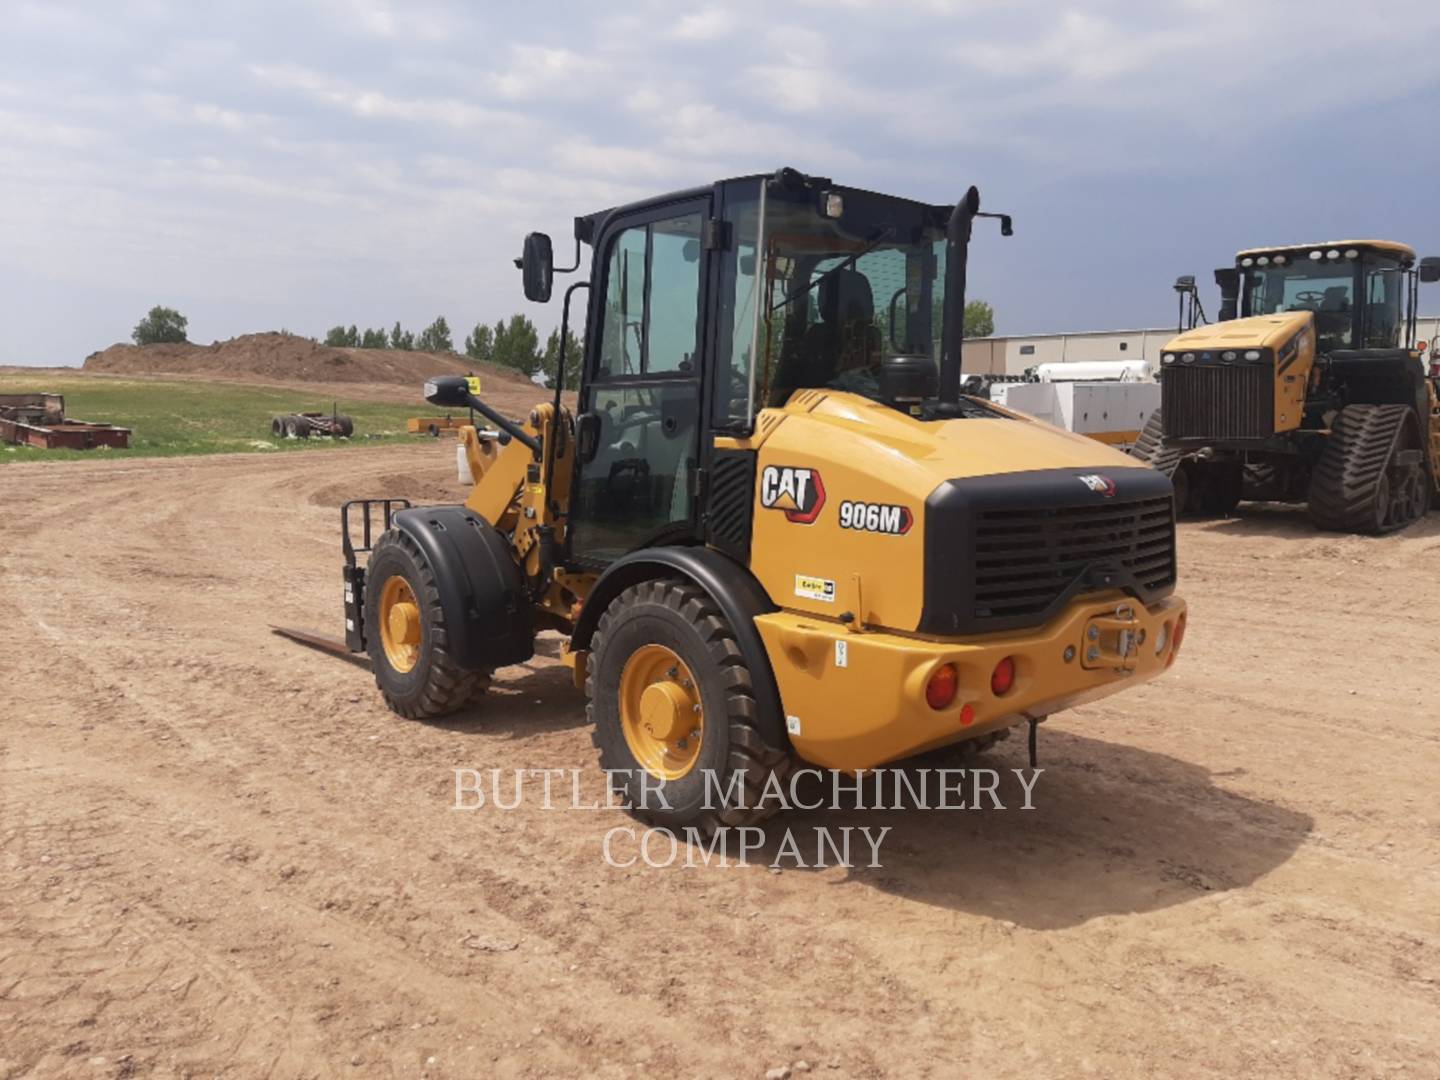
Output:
[
  {"xmin": 574, "ymin": 168, "xmax": 947, "ymax": 245},
  {"xmin": 1236, "ymin": 239, "xmax": 1416, "ymax": 261}
]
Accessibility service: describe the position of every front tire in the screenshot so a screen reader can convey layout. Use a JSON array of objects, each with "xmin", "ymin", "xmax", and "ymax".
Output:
[
  {"xmin": 363, "ymin": 529, "xmax": 490, "ymax": 719},
  {"xmin": 587, "ymin": 578, "xmax": 793, "ymax": 835}
]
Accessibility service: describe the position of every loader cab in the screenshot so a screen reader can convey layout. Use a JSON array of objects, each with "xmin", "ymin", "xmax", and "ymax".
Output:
[
  {"xmin": 1235, "ymin": 241, "xmax": 1419, "ymax": 354},
  {"xmin": 523, "ymin": 168, "xmax": 996, "ymax": 570}
]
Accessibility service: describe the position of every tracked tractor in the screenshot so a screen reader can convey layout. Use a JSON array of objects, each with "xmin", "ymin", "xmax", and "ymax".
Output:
[
  {"xmin": 323, "ymin": 168, "xmax": 1187, "ymax": 834},
  {"xmin": 1132, "ymin": 242, "xmax": 1440, "ymax": 533}
]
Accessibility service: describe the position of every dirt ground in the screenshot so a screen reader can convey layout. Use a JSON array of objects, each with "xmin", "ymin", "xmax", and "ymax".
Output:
[{"xmin": 2, "ymin": 444, "xmax": 1437, "ymax": 1079}]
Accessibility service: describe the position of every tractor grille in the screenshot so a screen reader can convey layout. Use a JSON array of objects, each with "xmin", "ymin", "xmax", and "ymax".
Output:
[
  {"xmin": 971, "ymin": 496, "xmax": 1176, "ymax": 622},
  {"xmin": 1162, "ymin": 364, "xmax": 1273, "ymax": 440}
]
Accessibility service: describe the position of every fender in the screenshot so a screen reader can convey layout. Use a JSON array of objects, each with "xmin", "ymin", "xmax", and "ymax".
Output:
[
  {"xmin": 391, "ymin": 506, "xmax": 533, "ymax": 671},
  {"xmin": 570, "ymin": 546, "xmax": 787, "ymax": 750}
]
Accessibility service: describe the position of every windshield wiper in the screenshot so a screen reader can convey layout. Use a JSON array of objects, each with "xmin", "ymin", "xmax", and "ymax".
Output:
[{"xmin": 770, "ymin": 225, "xmax": 894, "ymax": 313}]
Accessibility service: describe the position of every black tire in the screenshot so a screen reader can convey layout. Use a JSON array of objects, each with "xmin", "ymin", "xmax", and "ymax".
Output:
[
  {"xmin": 271, "ymin": 416, "xmax": 286, "ymax": 437},
  {"xmin": 1171, "ymin": 462, "xmax": 1192, "ymax": 517},
  {"xmin": 1129, "ymin": 409, "xmax": 1185, "ymax": 476},
  {"xmin": 335, "ymin": 415, "xmax": 355, "ymax": 438},
  {"xmin": 1308, "ymin": 404, "xmax": 1430, "ymax": 534},
  {"xmin": 427, "ymin": 423, "xmax": 440, "ymax": 438},
  {"xmin": 363, "ymin": 529, "xmax": 490, "ymax": 719},
  {"xmin": 587, "ymin": 577, "xmax": 793, "ymax": 834},
  {"xmin": 1198, "ymin": 462, "xmax": 1243, "ymax": 516}
]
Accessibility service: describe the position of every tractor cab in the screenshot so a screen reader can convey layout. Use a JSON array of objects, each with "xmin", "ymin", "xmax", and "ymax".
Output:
[
  {"xmin": 1232, "ymin": 241, "xmax": 1424, "ymax": 355},
  {"xmin": 513, "ymin": 167, "xmax": 1011, "ymax": 564}
]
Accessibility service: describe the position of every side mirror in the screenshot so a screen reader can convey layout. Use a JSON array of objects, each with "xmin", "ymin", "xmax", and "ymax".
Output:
[
  {"xmin": 423, "ymin": 375, "xmax": 472, "ymax": 407},
  {"xmin": 1173, "ymin": 275, "xmax": 1196, "ymax": 292},
  {"xmin": 519, "ymin": 232, "xmax": 554, "ymax": 302},
  {"xmin": 576, "ymin": 411, "xmax": 601, "ymax": 463},
  {"xmin": 1420, "ymin": 257, "xmax": 1440, "ymax": 284}
]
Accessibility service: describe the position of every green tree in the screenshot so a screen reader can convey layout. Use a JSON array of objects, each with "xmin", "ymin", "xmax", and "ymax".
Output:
[
  {"xmin": 132, "ymin": 306, "xmax": 189, "ymax": 345},
  {"xmin": 390, "ymin": 321, "xmax": 414, "ymax": 350},
  {"xmin": 492, "ymin": 313, "xmax": 542, "ymax": 376},
  {"xmin": 416, "ymin": 316, "xmax": 454, "ymax": 353},
  {"xmin": 542, "ymin": 326, "xmax": 584, "ymax": 389},
  {"xmin": 360, "ymin": 327, "xmax": 388, "ymax": 349},
  {"xmin": 964, "ymin": 300, "xmax": 995, "ymax": 338},
  {"xmin": 323, "ymin": 325, "xmax": 349, "ymax": 347},
  {"xmin": 464, "ymin": 323, "xmax": 494, "ymax": 362}
]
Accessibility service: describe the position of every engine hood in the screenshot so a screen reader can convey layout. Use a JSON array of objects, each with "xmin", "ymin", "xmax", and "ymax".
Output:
[
  {"xmin": 756, "ymin": 388, "xmax": 1144, "ymax": 490},
  {"xmin": 1163, "ymin": 311, "xmax": 1312, "ymax": 353},
  {"xmin": 738, "ymin": 390, "xmax": 1174, "ymax": 635}
]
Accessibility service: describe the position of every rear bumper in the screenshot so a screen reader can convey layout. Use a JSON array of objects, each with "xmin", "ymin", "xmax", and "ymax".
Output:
[{"xmin": 754, "ymin": 592, "xmax": 1186, "ymax": 772}]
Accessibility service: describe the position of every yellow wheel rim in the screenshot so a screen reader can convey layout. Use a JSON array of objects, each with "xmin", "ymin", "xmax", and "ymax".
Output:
[
  {"xmin": 378, "ymin": 574, "xmax": 422, "ymax": 674},
  {"xmin": 618, "ymin": 644, "xmax": 704, "ymax": 781}
]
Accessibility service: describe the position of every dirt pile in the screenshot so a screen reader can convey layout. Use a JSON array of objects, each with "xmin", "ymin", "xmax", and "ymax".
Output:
[{"xmin": 83, "ymin": 333, "xmax": 533, "ymax": 389}]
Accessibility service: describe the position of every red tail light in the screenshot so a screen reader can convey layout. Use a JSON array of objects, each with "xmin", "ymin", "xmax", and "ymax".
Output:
[
  {"xmin": 1167, "ymin": 614, "xmax": 1187, "ymax": 666},
  {"xmin": 926, "ymin": 663, "xmax": 958, "ymax": 710},
  {"xmin": 990, "ymin": 656, "xmax": 1016, "ymax": 696}
]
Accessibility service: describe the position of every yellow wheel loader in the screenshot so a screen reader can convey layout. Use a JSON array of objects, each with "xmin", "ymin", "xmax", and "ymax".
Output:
[
  {"xmin": 1133, "ymin": 242, "xmax": 1440, "ymax": 533},
  {"xmin": 330, "ymin": 168, "xmax": 1188, "ymax": 833}
]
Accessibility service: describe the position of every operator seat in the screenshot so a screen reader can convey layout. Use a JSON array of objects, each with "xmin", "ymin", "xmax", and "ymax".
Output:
[
  {"xmin": 804, "ymin": 268, "xmax": 882, "ymax": 386},
  {"xmin": 1320, "ymin": 286, "xmax": 1350, "ymax": 312}
]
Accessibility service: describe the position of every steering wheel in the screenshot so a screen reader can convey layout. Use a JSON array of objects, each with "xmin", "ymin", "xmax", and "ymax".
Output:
[{"xmin": 1293, "ymin": 290, "xmax": 1325, "ymax": 306}]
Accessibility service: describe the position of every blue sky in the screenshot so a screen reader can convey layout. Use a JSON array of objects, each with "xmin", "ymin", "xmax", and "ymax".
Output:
[{"xmin": 3, "ymin": 0, "xmax": 1439, "ymax": 366}]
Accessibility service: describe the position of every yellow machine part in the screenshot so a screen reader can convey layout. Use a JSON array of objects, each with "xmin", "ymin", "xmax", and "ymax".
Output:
[
  {"xmin": 756, "ymin": 593, "xmax": 1185, "ymax": 770},
  {"xmin": 730, "ymin": 389, "xmax": 1157, "ymax": 632},
  {"xmin": 1161, "ymin": 311, "xmax": 1315, "ymax": 434},
  {"xmin": 459, "ymin": 403, "xmax": 587, "ymax": 623}
]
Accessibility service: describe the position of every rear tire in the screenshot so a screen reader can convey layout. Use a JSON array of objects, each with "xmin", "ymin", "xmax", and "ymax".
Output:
[
  {"xmin": 363, "ymin": 529, "xmax": 491, "ymax": 719},
  {"xmin": 587, "ymin": 577, "xmax": 793, "ymax": 835},
  {"xmin": 335, "ymin": 414, "xmax": 355, "ymax": 438},
  {"xmin": 271, "ymin": 416, "xmax": 286, "ymax": 437},
  {"xmin": 1308, "ymin": 404, "xmax": 1430, "ymax": 534}
]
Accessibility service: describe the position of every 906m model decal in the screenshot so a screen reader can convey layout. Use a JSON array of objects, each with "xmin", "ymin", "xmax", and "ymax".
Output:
[{"xmin": 838, "ymin": 499, "xmax": 913, "ymax": 535}]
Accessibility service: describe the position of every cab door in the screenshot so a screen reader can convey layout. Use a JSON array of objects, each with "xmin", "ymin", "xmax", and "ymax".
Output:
[{"xmin": 569, "ymin": 199, "xmax": 710, "ymax": 565}]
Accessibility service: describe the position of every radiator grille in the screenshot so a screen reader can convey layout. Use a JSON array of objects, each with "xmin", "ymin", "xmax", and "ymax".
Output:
[
  {"xmin": 1162, "ymin": 364, "xmax": 1273, "ymax": 440},
  {"xmin": 972, "ymin": 496, "xmax": 1175, "ymax": 621}
]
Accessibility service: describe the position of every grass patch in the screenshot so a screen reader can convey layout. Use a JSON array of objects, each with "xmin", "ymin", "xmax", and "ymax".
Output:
[{"xmin": 0, "ymin": 375, "xmax": 443, "ymax": 463}]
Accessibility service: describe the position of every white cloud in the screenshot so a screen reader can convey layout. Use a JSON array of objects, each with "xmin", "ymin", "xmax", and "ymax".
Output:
[{"xmin": 671, "ymin": 8, "xmax": 736, "ymax": 41}]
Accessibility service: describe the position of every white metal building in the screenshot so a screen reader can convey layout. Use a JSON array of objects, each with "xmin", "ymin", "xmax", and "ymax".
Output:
[{"xmin": 963, "ymin": 316, "xmax": 1440, "ymax": 377}]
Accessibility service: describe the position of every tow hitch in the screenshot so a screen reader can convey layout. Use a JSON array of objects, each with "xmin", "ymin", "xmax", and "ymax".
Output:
[{"xmin": 1080, "ymin": 603, "xmax": 1141, "ymax": 673}]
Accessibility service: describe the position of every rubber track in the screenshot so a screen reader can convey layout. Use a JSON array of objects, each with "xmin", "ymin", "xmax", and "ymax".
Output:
[
  {"xmin": 1128, "ymin": 410, "xmax": 1184, "ymax": 477},
  {"xmin": 1307, "ymin": 404, "xmax": 1417, "ymax": 534},
  {"xmin": 587, "ymin": 578, "xmax": 793, "ymax": 838}
]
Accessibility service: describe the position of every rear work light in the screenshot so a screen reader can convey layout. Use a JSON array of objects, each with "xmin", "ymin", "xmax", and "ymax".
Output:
[
  {"xmin": 991, "ymin": 656, "xmax": 1016, "ymax": 696},
  {"xmin": 926, "ymin": 663, "xmax": 958, "ymax": 710}
]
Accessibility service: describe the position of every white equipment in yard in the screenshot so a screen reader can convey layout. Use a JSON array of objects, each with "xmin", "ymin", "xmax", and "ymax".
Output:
[{"xmin": 988, "ymin": 361, "xmax": 1160, "ymax": 450}]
